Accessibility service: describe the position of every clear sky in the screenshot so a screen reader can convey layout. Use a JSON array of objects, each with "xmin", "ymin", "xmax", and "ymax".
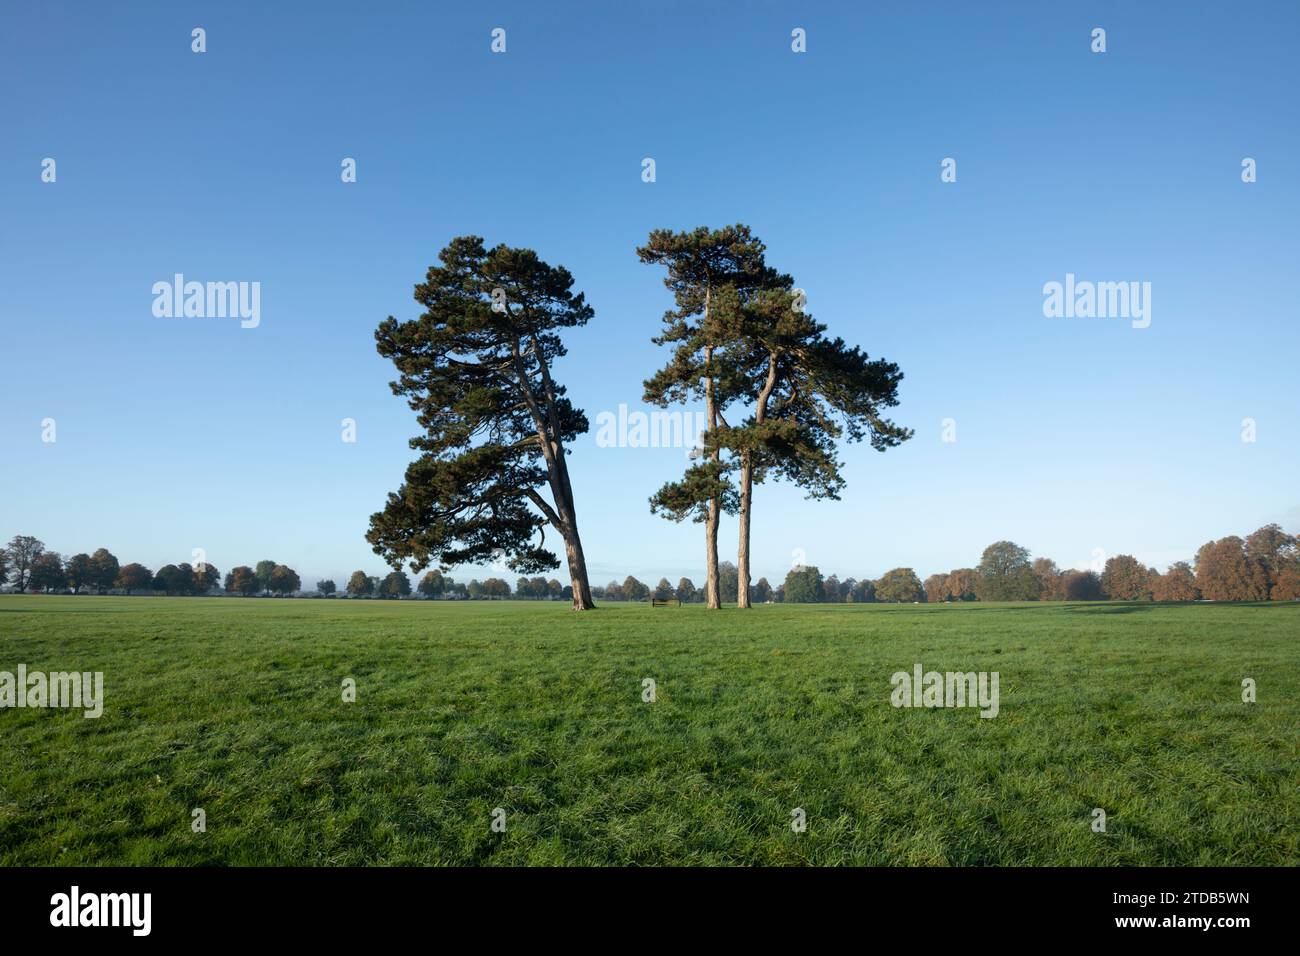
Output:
[{"xmin": 2, "ymin": 1, "xmax": 1297, "ymax": 589}]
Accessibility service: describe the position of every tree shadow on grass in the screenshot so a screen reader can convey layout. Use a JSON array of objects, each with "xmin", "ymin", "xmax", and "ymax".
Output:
[
  {"xmin": 1061, "ymin": 602, "xmax": 1156, "ymax": 615},
  {"xmin": 908, "ymin": 600, "xmax": 1298, "ymax": 614},
  {"xmin": 1063, "ymin": 600, "xmax": 1297, "ymax": 614}
]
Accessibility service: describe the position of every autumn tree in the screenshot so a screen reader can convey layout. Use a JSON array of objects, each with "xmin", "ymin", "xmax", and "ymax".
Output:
[
  {"xmin": 1100, "ymin": 555, "xmax": 1153, "ymax": 601},
  {"xmin": 945, "ymin": 568, "xmax": 979, "ymax": 601},
  {"xmin": 1032, "ymin": 558, "xmax": 1064, "ymax": 601},
  {"xmin": 639, "ymin": 225, "xmax": 790, "ymax": 609},
  {"xmin": 1270, "ymin": 566, "xmax": 1300, "ymax": 601},
  {"xmin": 1244, "ymin": 524, "xmax": 1299, "ymax": 599},
  {"xmin": 367, "ymin": 237, "xmax": 597, "ymax": 610},
  {"xmin": 109, "ymin": 563, "xmax": 148, "ymax": 594},
  {"xmin": 877, "ymin": 567, "xmax": 924, "ymax": 603},
  {"xmin": 924, "ymin": 573, "xmax": 950, "ymax": 603},
  {"xmin": 1151, "ymin": 561, "xmax": 1198, "ymax": 602},
  {"xmin": 1195, "ymin": 536, "xmax": 1269, "ymax": 602},
  {"xmin": 226, "ymin": 566, "xmax": 260, "ymax": 596},
  {"xmin": 346, "ymin": 570, "xmax": 372, "ymax": 597},
  {"xmin": 975, "ymin": 542, "xmax": 1040, "ymax": 601}
]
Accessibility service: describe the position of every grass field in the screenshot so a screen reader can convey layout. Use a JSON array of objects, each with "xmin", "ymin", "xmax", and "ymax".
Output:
[{"xmin": 0, "ymin": 595, "xmax": 1295, "ymax": 866}]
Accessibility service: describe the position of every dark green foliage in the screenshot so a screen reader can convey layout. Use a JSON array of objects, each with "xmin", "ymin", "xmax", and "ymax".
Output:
[
  {"xmin": 367, "ymin": 237, "xmax": 597, "ymax": 609},
  {"xmin": 268, "ymin": 565, "xmax": 301, "ymax": 596},
  {"xmin": 782, "ymin": 565, "xmax": 825, "ymax": 603},
  {"xmin": 976, "ymin": 541, "xmax": 1041, "ymax": 602},
  {"xmin": 1062, "ymin": 570, "xmax": 1104, "ymax": 601},
  {"xmin": 380, "ymin": 571, "xmax": 411, "ymax": 598},
  {"xmin": 640, "ymin": 225, "xmax": 790, "ymax": 608},
  {"xmin": 64, "ymin": 553, "xmax": 94, "ymax": 594},
  {"xmin": 254, "ymin": 560, "xmax": 277, "ymax": 594},
  {"xmin": 876, "ymin": 567, "xmax": 924, "ymax": 603},
  {"xmin": 27, "ymin": 552, "xmax": 65, "ymax": 593}
]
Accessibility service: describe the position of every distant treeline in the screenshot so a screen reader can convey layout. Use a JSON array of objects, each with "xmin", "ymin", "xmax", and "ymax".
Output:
[
  {"xmin": 0, "ymin": 537, "xmax": 306, "ymax": 597},
  {"xmin": 773, "ymin": 527, "xmax": 1300, "ymax": 604},
  {"xmin": 578, "ymin": 525, "xmax": 1300, "ymax": 605},
  {"xmin": 4, "ymin": 524, "xmax": 1297, "ymax": 603}
]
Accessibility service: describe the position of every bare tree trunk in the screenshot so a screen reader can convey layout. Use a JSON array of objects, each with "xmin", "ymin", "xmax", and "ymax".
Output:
[
  {"xmin": 513, "ymin": 338, "xmax": 596, "ymax": 611},
  {"xmin": 563, "ymin": 530, "xmax": 595, "ymax": 610},
  {"xmin": 547, "ymin": 419, "xmax": 596, "ymax": 610},
  {"xmin": 737, "ymin": 353, "xmax": 777, "ymax": 610},
  {"xmin": 736, "ymin": 451, "xmax": 752, "ymax": 608},
  {"xmin": 543, "ymin": 469, "xmax": 596, "ymax": 611},
  {"xmin": 704, "ymin": 339, "xmax": 721, "ymax": 610}
]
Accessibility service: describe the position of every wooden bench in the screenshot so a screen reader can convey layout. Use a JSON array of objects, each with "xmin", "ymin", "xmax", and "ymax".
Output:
[{"xmin": 651, "ymin": 598, "xmax": 681, "ymax": 607}]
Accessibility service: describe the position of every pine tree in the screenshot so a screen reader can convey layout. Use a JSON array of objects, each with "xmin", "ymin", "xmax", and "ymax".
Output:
[
  {"xmin": 367, "ymin": 237, "xmax": 597, "ymax": 609},
  {"xmin": 638, "ymin": 225, "xmax": 789, "ymax": 609},
  {"xmin": 711, "ymin": 286, "xmax": 911, "ymax": 606}
]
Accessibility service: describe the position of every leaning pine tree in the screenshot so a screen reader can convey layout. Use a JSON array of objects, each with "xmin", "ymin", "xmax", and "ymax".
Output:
[
  {"xmin": 638, "ymin": 225, "xmax": 790, "ymax": 609},
  {"xmin": 366, "ymin": 236, "xmax": 597, "ymax": 610},
  {"xmin": 712, "ymin": 286, "xmax": 912, "ymax": 607}
]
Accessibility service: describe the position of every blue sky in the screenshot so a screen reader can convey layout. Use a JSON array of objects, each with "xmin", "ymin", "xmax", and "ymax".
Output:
[{"xmin": 2, "ymin": 1, "xmax": 1297, "ymax": 589}]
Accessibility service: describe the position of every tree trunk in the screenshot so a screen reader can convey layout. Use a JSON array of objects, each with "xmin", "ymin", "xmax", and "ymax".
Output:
[
  {"xmin": 736, "ymin": 451, "xmax": 752, "ymax": 608},
  {"xmin": 737, "ymin": 352, "xmax": 777, "ymax": 610},
  {"xmin": 542, "ymin": 471, "xmax": 596, "ymax": 612},
  {"xmin": 563, "ymin": 529, "xmax": 595, "ymax": 610},
  {"xmin": 703, "ymin": 338, "xmax": 721, "ymax": 609},
  {"xmin": 550, "ymin": 452, "xmax": 595, "ymax": 610},
  {"xmin": 514, "ymin": 339, "xmax": 596, "ymax": 611}
]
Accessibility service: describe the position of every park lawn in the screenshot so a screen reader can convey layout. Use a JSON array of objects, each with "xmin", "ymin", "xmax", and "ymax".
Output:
[{"xmin": 0, "ymin": 595, "xmax": 1295, "ymax": 866}]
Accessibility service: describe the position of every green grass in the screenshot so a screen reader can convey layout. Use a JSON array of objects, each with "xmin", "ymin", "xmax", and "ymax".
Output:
[{"xmin": 0, "ymin": 595, "xmax": 1295, "ymax": 865}]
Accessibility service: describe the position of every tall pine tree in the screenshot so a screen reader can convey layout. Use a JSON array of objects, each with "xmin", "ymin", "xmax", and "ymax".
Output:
[{"xmin": 638, "ymin": 225, "xmax": 789, "ymax": 608}]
